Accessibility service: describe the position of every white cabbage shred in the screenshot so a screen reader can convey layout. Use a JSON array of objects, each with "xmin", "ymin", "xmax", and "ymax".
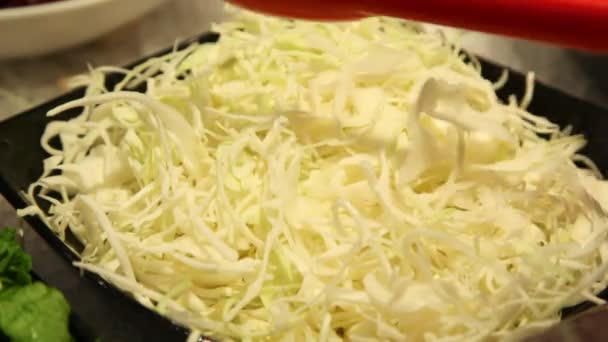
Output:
[{"xmin": 18, "ymin": 6, "xmax": 608, "ymax": 341}]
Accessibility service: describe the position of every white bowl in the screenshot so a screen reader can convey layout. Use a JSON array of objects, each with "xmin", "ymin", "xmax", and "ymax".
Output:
[{"xmin": 0, "ymin": 0, "xmax": 166, "ymax": 60}]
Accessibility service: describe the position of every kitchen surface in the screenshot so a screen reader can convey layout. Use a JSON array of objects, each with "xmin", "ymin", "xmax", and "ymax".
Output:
[{"xmin": 1, "ymin": 0, "xmax": 608, "ymax": 340}]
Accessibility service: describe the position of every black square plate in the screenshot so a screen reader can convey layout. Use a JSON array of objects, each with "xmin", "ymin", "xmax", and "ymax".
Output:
[{"xmin": 0, "ymin": 31, "xmax": 607, "ymax": 341}]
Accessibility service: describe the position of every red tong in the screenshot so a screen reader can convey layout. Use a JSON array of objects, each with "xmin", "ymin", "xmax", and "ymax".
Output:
[{"xmin": 231, "ymin": 0, "xmax": 608, "ymax": 51}]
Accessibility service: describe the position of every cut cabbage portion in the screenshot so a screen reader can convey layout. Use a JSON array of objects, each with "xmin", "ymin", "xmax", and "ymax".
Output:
[{"xmin": 18, "ymin": 5, "xmax": 608, "ymax": 341}]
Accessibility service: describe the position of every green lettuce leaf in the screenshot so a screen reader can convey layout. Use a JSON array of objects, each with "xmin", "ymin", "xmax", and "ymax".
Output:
[
  {"xmin": 0, "ymin": 228, "xmax": 73, "ymax": 342},
  {"xmin": 0, "ymin": 283, "xmax": 73, "ymax": 342},
  {"xmin": 0, "ymin": 228, "xmax": 31, "ymax": 289}
]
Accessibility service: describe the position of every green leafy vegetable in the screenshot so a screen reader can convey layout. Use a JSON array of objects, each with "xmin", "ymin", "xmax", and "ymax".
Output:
[
  {"xmin": 0, "ymin": 228, "xmax": 31, "ymax": 289},
  {"xmin": 0, "ymin": 283, "xmax": 73, "ymax": 342},
  {"xmin": 0, "ymin": 228, "xmax": 73, "ymax": 342}
]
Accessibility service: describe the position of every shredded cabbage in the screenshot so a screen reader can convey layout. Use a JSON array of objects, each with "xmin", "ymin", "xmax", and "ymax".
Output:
[{"xmin": 18, "ymin": 6, "xmax": 608, "ymax": 341}]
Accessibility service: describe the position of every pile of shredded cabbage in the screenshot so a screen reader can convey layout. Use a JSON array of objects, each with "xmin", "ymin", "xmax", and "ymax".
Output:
[{"xmin": 18, "ymin": 6, "xmax": 608, "ymax": 342}]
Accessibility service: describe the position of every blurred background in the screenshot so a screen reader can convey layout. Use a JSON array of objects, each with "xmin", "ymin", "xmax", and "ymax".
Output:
[{"xmin": 0, "ymin": 0, "xmax": 607, "ymax": 339}]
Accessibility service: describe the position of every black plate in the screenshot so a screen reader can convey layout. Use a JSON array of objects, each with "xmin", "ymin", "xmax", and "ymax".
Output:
[{"xmin": 0, "ymin": 31, "xmax": 607, "ymax": 341}]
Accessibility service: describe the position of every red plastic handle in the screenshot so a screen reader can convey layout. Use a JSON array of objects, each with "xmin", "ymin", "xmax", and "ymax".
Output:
[{"xmin": 231, "ymin": 0, "xmax": 608, "ymax": 51}]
